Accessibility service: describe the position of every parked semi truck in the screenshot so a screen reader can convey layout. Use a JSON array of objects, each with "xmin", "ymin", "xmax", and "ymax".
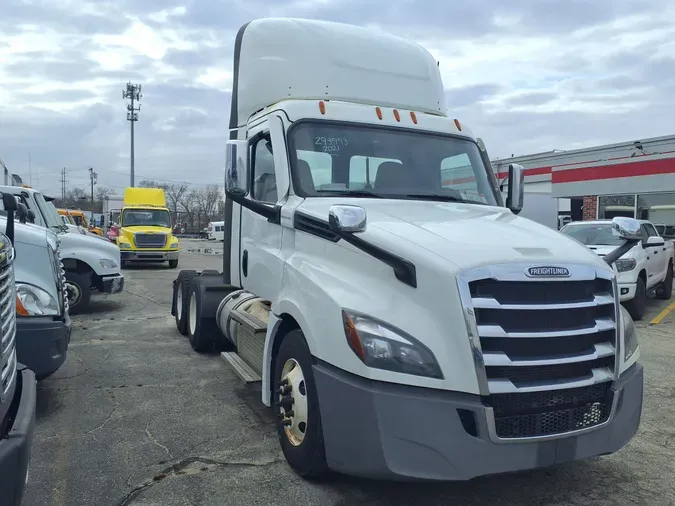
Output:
[
  {"xmin": 0, "ymin": 185, "xmax": 124, "ymax": 314},
  {"xmin": 0, "ymin": 193, "xmax": 37, "ymax": 506},
  {"xmin": 115, "ymin": 188, "xmax": 180, "ymax": 268},
  {"xmin": 0, "ymin": 198, "xmax": 71, "ymax": 380},
  {"xmin": 171, "ymin": 18, "xmax": 644, "ymax": 480}
]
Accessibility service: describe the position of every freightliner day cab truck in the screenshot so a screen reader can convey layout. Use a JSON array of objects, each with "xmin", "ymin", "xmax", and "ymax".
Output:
[
  {"xmin": 0, "ymin": 193, "xmax": 37, "ymax": 506},
  {"xmin": 171, "ymin": 18, "xmax": 644, "ymax": 481},
  {"xmin": 0, "ymin": 185, "xmax": 124, "ymax": 314},
  {"xmin": 115, "ymin": 188, "xmax": 180, "ymax": 269},
  {"xmin": 0, "ymin": 198, "xmax": 71, "ymax": 380}
]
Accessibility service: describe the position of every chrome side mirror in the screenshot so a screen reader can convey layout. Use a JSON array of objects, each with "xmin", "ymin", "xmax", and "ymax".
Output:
[
  {"xmin": 225, "ymin": 139, "xmax": 249, "ymax": 197},
  {"xmin": 611, "ymin": 217, "xmax": 641, "ymax": 241},
  {"xmin": 328, "ymin": 205, "xmax": 367, "ymax": 233},
  {"xmin": 506, "ymin": 163, "xmax": 524, "ymax": 214}
]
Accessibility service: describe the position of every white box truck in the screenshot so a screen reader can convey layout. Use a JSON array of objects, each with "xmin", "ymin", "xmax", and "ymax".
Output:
[{"xmin": 171, "ymin": 18, "xmax": 644, "ymax": 481}]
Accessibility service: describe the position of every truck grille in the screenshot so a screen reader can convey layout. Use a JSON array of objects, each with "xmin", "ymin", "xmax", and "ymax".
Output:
[
  {"xmin": 458, "ymin": 263, "xmax": 618, "ymax": 440},
  {"xmin": 0, "ymin": 242, "xmax": 17, "ymax": 402},
  {"xmin": 57, "ymin": 249, "xmax": 69, "ymax": 313},
  {"xmin": 133, "ymin": 232, "xmax": 167, "ymax": 249}
]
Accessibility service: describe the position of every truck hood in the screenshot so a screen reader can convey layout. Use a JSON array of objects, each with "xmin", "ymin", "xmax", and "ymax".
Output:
[
  {"xmin": 296, "ymin": 198, "xmax": 611, "ymax": 271},
  {"xmin": 0, "ymin": 217, "xmax": 47, "ymax": 248},
  {"xmin": 586, "ymin": 244, "xmax": 633, "ymax": 259},
  {"xmin": 60, "ymin": 228, "xmax": 120, "ymax": 255}
]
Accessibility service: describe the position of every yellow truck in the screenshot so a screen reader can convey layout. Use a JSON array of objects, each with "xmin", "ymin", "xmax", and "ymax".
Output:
[{"xmin": 116, "ymin": 188, "xmax": 180, "ymax": 268}]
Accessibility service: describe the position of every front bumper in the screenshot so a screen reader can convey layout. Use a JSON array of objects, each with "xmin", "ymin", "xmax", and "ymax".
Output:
[
  {"xmin": 314, "ymin": 361, "xmax": 643, "ymax": 481},
  {"xmin": 16, "ymin": 314, "xmax": 71, "ymax": 380},
  {"xmin": 121, "ymin": 250, "xmax": 179, "ymax": 262},
  {"xmin": 100, "ymin": 274, "xmax": 124, "ymax": 294},
  {"xmin": 618, "ymin": 281, "xmax": 637, "ymax": 301},
  {"xmin": 0, "ymin": 364, "xmax": 37, "ymax": 506}
]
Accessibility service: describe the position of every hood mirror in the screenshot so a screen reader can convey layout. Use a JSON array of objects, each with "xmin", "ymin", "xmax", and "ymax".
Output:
[
  {"xmin": 328, "ymin": 205, "xmax": 367, "ymax": 233},
  {"xmin": 505, "ymin": 163, "xmax": 524, "ymax": 214},
  {"xmin": 611, "ymin": 217, "xmax": 641, "ymax": 241}
]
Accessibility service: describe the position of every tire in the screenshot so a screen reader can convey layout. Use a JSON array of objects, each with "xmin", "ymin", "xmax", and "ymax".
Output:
[
  {"xmin": 120, "ymin": 260, "xmax": 127, "ymax": 269},
  {"xmin": 174, "ymin": 270, "xmax": 197, "ymax": 335},
  {"xmin": 656, "ymin": 262, "xmax": 673, "ymax": 300},
  {"xmin": 169, "ymin": 259, "xmax": 179, "ymax": 269},
  {"xmin": 186, "ymin": 277, "xmax": 218, "ymax": 352},
  {"xmin": 273, "ymin": 329, "xmax": 328, "ymax": 479},
  {"xmin": 625, "ymin": 276, "xmax": 647, "ymax": 321},
  {"xmin": 65, "ymin": 271, "xmax": 92, "ymax": 315}
]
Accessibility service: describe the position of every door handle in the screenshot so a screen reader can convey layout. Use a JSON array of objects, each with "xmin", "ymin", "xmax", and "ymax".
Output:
[{"xmin": 242, "ymin": 250, "xmax": 249, "ymax": 277}]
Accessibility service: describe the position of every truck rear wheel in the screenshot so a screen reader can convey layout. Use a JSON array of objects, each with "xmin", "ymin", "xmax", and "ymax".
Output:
[
  {"xmin": 65, "ymin": 271, "xmax": 92, "ymax": 315},
  {"xmin": 625, "ymin": 276, "xmax": 646, "ymax": 321},
  {"xmin": 656, "ymin": 262, "xmax": 673, "ymax": 300},
  {"xmin": 186, "ymin": 277, "xmax": 218, "ymax": 352},
  {"xmin": 274, "ymin": 329, "xmax": 328, "ymax": 479},
  {"xmin": 173, "ymin": 270, "xmax": 197, "ymax": 335}
]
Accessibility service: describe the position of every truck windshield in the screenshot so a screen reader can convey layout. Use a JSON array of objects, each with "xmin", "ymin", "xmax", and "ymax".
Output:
[
  {"xmin": 35, "ymin": 193, "xmax": 68, "ymax": 231},
  {"xmin": 287, "ymin": 121, "xmax": 499, "ymax": 206},
  {"xmin": 121, "ymin": 209, "xmax": 171, "ymax": 228},
  {"xmin": 561, "ymin": 223, "xmax": 625, "ymax": 246}
]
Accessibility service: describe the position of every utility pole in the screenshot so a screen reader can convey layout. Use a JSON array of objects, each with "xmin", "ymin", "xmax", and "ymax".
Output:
[
  {"xmin": 122, "ymin": 82, "xmax": 142, "ymax": 187},
  {"xmin": 60, "ymin": 167, "xmax": 68, "ymax": 200},
  {"xmin": 89, "ymin": 167, "xmax": 98, "ymax": 222}
]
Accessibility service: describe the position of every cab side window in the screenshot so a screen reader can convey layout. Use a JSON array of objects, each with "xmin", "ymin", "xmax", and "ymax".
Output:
[{"xmin": 251, "ymin": 135, "xmax": 278, "ymax": 204}]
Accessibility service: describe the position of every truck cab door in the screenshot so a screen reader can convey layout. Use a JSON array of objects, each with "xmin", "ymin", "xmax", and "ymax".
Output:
[
  {"xmin": 239, "ymin": 118, "xmax": 288, "ymax": 301},
  {"xmin": 643, "ymin": 223, "xmax": 667, "ymax": 285}
]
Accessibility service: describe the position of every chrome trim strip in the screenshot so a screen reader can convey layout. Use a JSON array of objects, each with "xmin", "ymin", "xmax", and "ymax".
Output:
[
  {"xmin": 472, "ymin": 293, "xmax": 614, "ymax": 310},
  {"xmin": 487, "ymin": 368, "xmax": 614, "ymax": 394},
  {"xmin": 456, "ymin": 277, "xmax": 490, "ymax": 396},
  {"xmin": 477, "ymin": 318, "xmax": 615, "ymax": 339},
  {"xmin": 1, "ymin": 348, "xmax": 16, "ymax": 382},
  {"xmin": 484, "ymin": 382, "xmax": 619, "ymax": 443},
  {"xmin": 483, "ymin": 342, "xmax": 615, "ymax": 367}
]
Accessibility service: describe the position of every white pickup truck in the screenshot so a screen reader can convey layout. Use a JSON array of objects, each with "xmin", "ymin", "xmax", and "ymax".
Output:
[{"xmin": 561, "ymin": 219, "xmax": 674, "ymax": 320}]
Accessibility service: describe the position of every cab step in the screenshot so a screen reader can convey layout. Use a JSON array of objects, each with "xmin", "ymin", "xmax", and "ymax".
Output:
[{"xmin": 221, "ymin": 352, "xmax": 262, "ymax": 384}]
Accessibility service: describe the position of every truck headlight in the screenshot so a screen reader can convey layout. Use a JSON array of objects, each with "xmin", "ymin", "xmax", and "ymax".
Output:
[
  {"xmin": 621, "ymin": 306, "xmax": 639, "ymax": 362},
  {"xmin": 99, "ymin": 258, "xmax": 118, "ymax": 268},
  {"xmin": 16, "ymin": 283, "xmax": 60, "ymax": 316},
  {"xmin": 615, "ymin": 258, "xmax": 636, "ymax": 272},
  {"xmin": 170, "ymin": 241, "xmax": 179, "ymax": 249},
  {"xmin": 341, "ymin": 310, "xmax": 443, "ymax": 379}
]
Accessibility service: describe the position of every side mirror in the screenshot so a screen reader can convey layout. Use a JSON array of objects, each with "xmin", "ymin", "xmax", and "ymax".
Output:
[
  {"xmin": 27, "ymin": 210, "xmax": 36, "ymax": 223},
  {"xmin": 1, "ymin": 193, "xmax": 17, "ymax": 244},
  {"xmin": 328, "ymin": 205, "xmax": 367, "ymax": 233},
  {"xmin": 646, "ymin": 236, "xmax": 665, "ymax": 247},
  {"xmin": 225, "ymin": 139, "xmax": 249, "ymax": 197},
  {"xmin": 505, "ymin": 163, "xmax": 524, "ymax": 214},
  {"xmin": 17, "ymin": 203, "xmax": 28, "ymax": 224},
  {"xmin": 611, "ymin": 217, "xmax": 641, "ymax": 241}
]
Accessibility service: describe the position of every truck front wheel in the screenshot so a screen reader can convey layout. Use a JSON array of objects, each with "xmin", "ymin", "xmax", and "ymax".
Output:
[
  {"xmin": 274, "ymin": 329, "xmax": 328, "ymax": 479},
  {"xmin": 169, "ymin": 259, "xmax": 179, "ymax": 269},
  {"xmin": 65, "ymin": 271, "xmax": 92, "ymax": 315},
  {"xmin": 656, "ymin": 262, "xmax": 673, "ymax": 300},
  {"xmin": 625, "ymin": 276, "xmax": 646, "ymax": 321}
]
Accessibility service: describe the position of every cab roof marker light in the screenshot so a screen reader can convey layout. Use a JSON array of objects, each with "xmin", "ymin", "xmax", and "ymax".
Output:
[
  {"xmin": 454, "ymin": 118, "xmax": 462, "ymax": 131},
  {"xmin": 375, "ymin": 107, "xmax": 383, "ymax": 120},
  {"xmin": 318, "ymin": 101, "xmax": 326, "ymax": 115},
  {"xmin": 410, "ymin": 111, "xmax": 418, "ymax": 124},
  {"xmin": 393, "ymin": 109, "xmax": 401, "ymax": 122}
]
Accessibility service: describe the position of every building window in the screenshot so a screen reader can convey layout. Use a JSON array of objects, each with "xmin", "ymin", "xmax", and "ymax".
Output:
[
  {"xmin": 637, "ymin": 192, "xmax": 675, "ymax": 238},
  {"xmin": 598, "ymin": 194, "xmax": 636, "ymax": 219}
]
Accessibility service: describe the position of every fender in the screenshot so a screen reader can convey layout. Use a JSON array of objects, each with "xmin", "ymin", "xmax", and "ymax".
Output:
[
  {"xmin": 261, "ymin": 298, "xmax": 316, "ymax": 407},
  {"xmin": 58, "ymin": 233, "xmax": 121, "ymax": 277}
]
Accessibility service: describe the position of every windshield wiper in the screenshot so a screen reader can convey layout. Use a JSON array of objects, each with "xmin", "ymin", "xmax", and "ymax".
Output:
[
  {"xmin": 315, "ymin": 190, "xmax": 384, "ymax": 198},
  {"xmin": 402, "ymin": 193, "xmax": 463, "ymax": 202}
]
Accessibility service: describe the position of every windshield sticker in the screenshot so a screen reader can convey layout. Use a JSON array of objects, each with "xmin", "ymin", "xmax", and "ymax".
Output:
[
  {"xmin": 315, "ymin": 136, "xmax": 348, "ymax": 153},
  {"xmin": 459, "ymin": 190, "xmax": 488, "ymax": 204}
]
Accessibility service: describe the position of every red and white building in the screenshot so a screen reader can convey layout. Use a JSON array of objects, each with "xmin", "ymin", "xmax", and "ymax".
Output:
[{"xmin": 492, "ymin": 134, "xmax": 675, "ymax": 223}]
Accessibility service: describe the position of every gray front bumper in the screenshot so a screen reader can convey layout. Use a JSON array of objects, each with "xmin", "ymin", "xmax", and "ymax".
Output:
[
  {"xmin": 16, "ymin": 314, "xmax": 71, "ymax": 380},
  {"xmin": 121, "ymin": 250, "xmax": 179, "ymax": 262},
  {"xmin": 314, "ymin": 361, "xmax": 643, "ymax": 481}
]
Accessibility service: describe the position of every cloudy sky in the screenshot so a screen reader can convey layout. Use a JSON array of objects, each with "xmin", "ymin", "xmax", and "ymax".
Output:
[{"xmin": 1, "ymin": 0, "xmax": 674, "ymax": 197}]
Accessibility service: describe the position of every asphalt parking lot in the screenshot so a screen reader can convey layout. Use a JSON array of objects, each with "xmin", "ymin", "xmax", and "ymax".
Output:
[{"xmin": 24, "ymin": 241, "xmax": 675, "ymax": 506}]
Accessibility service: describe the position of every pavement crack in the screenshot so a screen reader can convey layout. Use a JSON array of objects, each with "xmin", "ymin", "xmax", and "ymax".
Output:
[
  {"xmin": 86, "ymin": 392, "xmax": 118, "ymax": 434},
  {"xmin": 118, "ymin": 456, "xmax": 283, "ymax": 505},
  {"xmin": 123, "ymin": 289, "xmax": 162, "ymax": 305},
  {"xmin": 145, "ymin": 424, "xmax": 174, "ymax": 459}
]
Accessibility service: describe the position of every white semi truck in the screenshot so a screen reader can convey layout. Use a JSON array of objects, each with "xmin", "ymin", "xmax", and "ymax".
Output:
[{"xmin": 171, "ymin": 18, "xmax": 644, "ymax": 481}]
